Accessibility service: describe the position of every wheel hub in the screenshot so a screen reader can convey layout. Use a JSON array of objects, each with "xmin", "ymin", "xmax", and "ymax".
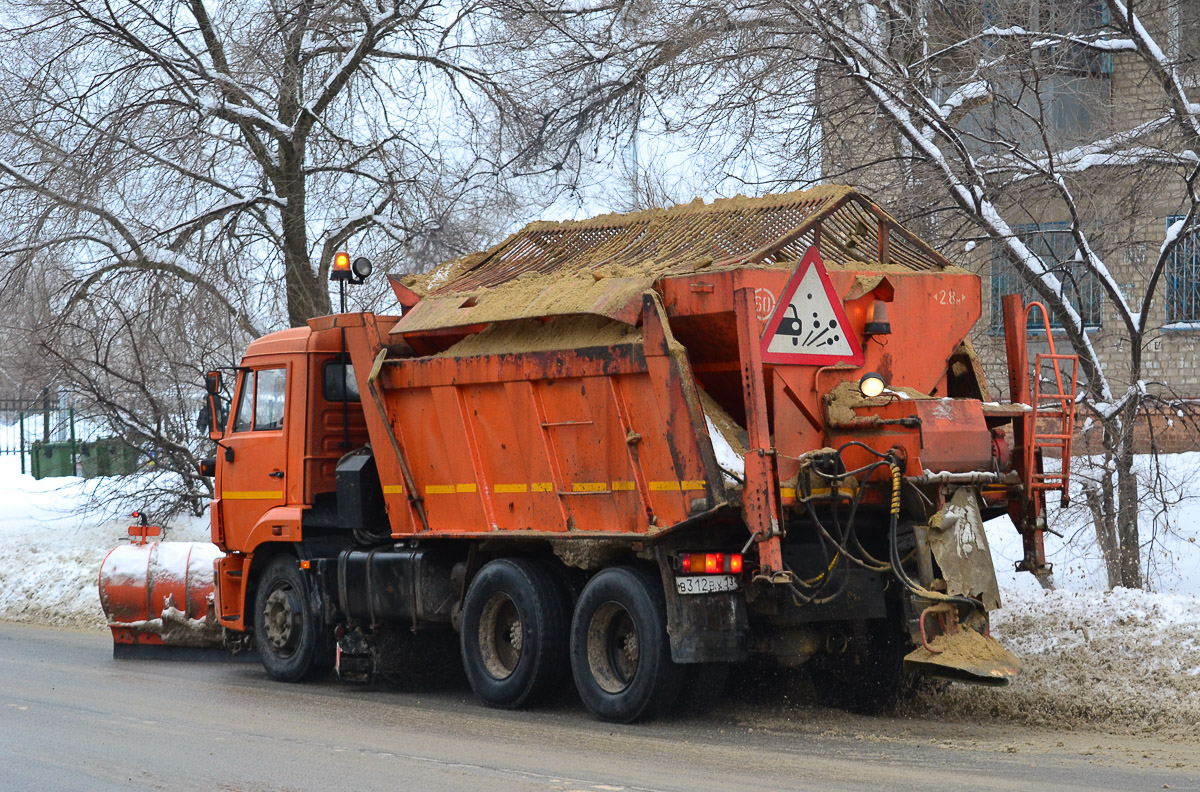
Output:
[
  {"xmin": 478, "ymin": 593, "xmax": 523, "ymax": 679},
  {"xmin": 587, "ymin": 602, "xmax": 641, "ymax": 694},
  {"xmin": 262, "ymin": 586, "xmax": 300, "ymax": 656}
]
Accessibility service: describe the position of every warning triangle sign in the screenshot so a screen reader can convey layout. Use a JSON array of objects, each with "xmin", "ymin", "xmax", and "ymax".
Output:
[{"xmin": 760, "ymin": 246, "xmax": 864, "ymax": 366}]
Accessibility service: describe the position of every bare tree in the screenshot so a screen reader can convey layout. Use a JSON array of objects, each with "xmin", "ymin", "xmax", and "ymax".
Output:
[
  {"xmin": 492, "ymin": 0, "xmax": 1200, "ymax": 589},
  {"xmin": 0, "ymin": 0, "xmax": 533, "ymax": 516},
  {"xmin": 0, "ymin": 0, "xmax": 521, "ymax": 331}
]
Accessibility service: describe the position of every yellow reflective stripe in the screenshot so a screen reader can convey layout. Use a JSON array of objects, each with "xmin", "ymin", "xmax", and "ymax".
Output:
[
  {"xmin": 494, "ymin": 484, "xmax": 527, "ymax": 494},
  {"xmin": 382, "ymin": 485, "xmax": 404, "ymax": 495},
  {"xmin": 425, "ymin": 483, "xmax": 480, "ymax": 494},
  {"xmin": 531, "ymin": 482, "xmax": 553, "ymax": 492},
  {"xmin": 780, "ymin": 486, "xmax": 856, "ymax": 499},
  {"xmin": 571, "ymin": 482, "xmax": 607, "ymax": 492},
  {"xmin": 646, "ymin": 480, "xmax": 708, "ymax": 492},
  {"xmin": 611, "ymin": 480, "xmax": 635, "ymax": 491},
  {"xmin": 221, "ymin": 490, "xmax": 283, "ymax": 500}
]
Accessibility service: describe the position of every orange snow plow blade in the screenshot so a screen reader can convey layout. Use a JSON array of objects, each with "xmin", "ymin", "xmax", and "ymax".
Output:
[{"xmin": 98, "ymin": 539, "xmax": 227, "ymax": 658}]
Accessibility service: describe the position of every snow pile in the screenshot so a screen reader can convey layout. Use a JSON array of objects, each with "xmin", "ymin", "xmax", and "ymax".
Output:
[
  {"xmin": 705, "ymin": 414, "xmax": 745, "ymax": 484},
  {"xmin": 0, "ymin": 454, "xmax": 209, "ymax": 630},
  {"xmin": 911, "ymin": 587, "xmax": 1200, "ymax": 731},
  {"xmin": 986, "ymin": 451, "xmax": 1200, "ymax": 596}
]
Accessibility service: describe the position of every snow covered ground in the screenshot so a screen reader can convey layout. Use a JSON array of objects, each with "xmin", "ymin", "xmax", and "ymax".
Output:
[
  {"xmin": 0, "ymin": 454, "xmax": 208, "ymax": 630},
  {"xmin": 0, "ymin": 447, "xmax": 1197, "ymax": 730},
  {"xmin": 988, "ymin": 451, "xmax": 1200, "ymax": 597},
  {"xmin": 911, "ymin": 586, "xmax": 1200, "ymax": 731}
]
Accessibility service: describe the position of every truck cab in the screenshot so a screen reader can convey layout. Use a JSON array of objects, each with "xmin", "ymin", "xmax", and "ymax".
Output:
[{"xmin": 210, "ymin": 324, "xmax": 375, "ymax": 626}]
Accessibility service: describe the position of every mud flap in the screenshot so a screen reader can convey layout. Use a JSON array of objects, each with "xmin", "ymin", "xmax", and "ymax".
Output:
[
  {"xmin": 657, "ymin": 550, "xmax": 748, "ymax": 663},
  {"xmin": 927, "ymin": 487, "xmax": 1001, "ymax": 611}
]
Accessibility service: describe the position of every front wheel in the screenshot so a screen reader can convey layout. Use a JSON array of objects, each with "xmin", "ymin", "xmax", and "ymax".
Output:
[
  {"xmin": 254, "ymin": 556, "xmax": 327, "ymax": 682},
  {"xmin": 570, "ymin": 566, "xmax": 682, "ymax": 723}
]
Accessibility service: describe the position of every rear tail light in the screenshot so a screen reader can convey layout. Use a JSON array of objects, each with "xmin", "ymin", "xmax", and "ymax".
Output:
[{"xmin": 677, "ymin": 552, "xmax": 742, "ymax": 575}]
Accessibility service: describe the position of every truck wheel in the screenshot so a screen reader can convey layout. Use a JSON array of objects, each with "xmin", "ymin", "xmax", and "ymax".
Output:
[
  {"xmin": 254, "ymin": 556, "xmax": 325, "ymax": 682},
  {"xmin": 460, "ymin": 558, "xmax": 569, "ymax": 709},
  {"xmin": 570, "ymin": 566, "xmax": 682, "ymax": 723}
]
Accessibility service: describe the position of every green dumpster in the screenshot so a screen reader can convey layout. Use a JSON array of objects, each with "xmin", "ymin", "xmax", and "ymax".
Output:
[
  {"xmin": 105, "ymin": 438, "xmax": 140, "ymax": 475},
  {"xmin": 77, "ymin": 438, "xmax": 141, "ymax": 478},
  {"xmin": 30, "ymin": 441, "xmax": 77, "ymax": 480},
  {"xmin": 78, "ymin": 441, "xmax": 108, "ymax": 478}
]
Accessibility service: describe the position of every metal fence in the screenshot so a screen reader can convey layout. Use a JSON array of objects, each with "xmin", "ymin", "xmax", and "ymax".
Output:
[{"xmin": 0, "ymin": 392, "xmax": 83, "ymax": 475}]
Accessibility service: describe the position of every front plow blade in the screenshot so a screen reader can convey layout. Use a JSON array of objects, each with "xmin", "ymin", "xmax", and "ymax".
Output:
[
  {"xmin": 99, "ymin": 541, "xmax": 228, "ymax": 657},
  {"xmin": 903, "ymin": 628, "xmax": 1022, "ymax": 687}
]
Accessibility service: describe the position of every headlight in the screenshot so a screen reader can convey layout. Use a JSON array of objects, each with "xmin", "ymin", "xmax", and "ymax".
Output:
[{"xmin": 859, "ymin": 372, "xmax": 887, "ymax": 398}]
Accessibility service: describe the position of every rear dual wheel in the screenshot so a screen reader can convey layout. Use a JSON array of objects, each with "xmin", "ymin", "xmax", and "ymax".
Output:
[
  {"xmin": 460, "ymin": 558, "xmax": 570, "ymax": 709},
  {"xmin": 461, "ymin": 560, "xmax": 700, "ymax": 722},
  {"xmin": 570, "ymin": 566, "xmax": 683, "ymax": 723}
]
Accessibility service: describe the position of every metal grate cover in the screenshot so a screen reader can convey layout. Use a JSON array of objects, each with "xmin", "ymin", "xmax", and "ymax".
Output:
[{"xmin": 426, "ymin": 186, "xmax": 951, "ymax": 296}]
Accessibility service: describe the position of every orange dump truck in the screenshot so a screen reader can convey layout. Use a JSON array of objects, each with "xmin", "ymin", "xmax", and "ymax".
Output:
[{"xmin": 113, "ymin": 186, "xmax": 1077, "ymax": 722}]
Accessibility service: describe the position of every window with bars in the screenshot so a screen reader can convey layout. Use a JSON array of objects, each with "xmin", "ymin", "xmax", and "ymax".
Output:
[
  {"xmin": 1166, "ymin": 215, "xmax": 1200, "ymax": 325},
  {"xmin": 990, "ymin": 222, "xmax": 1104, "ymax": 331}
]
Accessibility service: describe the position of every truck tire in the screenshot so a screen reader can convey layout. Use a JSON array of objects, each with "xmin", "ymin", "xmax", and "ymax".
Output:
[
  {"xmin": 460, "ymin": 558, "xmax": 569, "ymax": 709},
  {"xmin": 570, "ymin": 566, "xmax": 683, "ymax": 723},
  {"xmin": 254, "ymin": 556, "xmax": 326, "ymax": 682}
]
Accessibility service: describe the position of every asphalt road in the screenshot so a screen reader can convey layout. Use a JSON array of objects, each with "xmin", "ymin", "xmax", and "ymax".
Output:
[{"xmin": 1, "ymin": 622, "xmax": 1196, "ymax": 792}]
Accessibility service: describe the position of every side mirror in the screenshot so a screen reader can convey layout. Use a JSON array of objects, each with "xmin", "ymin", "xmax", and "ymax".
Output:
[{"xmin": 204, "ymin": 371, "xmax": 224, "ymax": 440}]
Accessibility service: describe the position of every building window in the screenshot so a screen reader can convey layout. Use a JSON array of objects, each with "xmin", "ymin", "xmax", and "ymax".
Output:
[
  {"xmin": 1169, "ymin": 0, "xmax": 1200, "ymax": 79},
  {"xmin": 970, "ymin": 0, "xmax": 1111, "ymax": 148},
  {"xmin": 991, "ymin": 222, "xmax": 1103, "ymax": 331},
  {"xmin": 1166, "ymin": 215, "xmax": 1200, "ymax": 325}
]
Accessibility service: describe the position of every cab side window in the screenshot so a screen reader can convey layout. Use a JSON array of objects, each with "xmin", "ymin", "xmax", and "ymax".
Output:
[
  {"xmin": 323, "ymin": 361, "xmax": 360, "ymax": 402},
  {"xmin": 230, "ymin": 368, "xmax": 287, "ymax": 432},
  {"xmin": 254, "ymin": 369, "xmax": 287, "ymax": 431},
  {"xmin": 232, "ymin": 372, "xmax": 253, "ymax": 433}
]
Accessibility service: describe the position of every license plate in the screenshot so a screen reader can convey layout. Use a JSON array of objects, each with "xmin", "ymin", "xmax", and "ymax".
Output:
[{"xmin": 675, "ymin": 575, "xmax": 738, "ymax": 595}]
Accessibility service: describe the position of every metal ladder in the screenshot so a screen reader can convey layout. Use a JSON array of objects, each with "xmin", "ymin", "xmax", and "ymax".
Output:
[{"xmin": 1004, "ymin": 297, "xmax": 1079, "ymax": 501}]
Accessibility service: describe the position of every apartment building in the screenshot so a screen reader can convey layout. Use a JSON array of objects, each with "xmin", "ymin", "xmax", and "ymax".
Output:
[{"xmin": 819, "ymin": 0, "xmax": 1200, "ymax": 447}]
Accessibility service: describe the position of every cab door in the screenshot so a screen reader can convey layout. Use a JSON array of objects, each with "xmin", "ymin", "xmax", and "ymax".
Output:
[{"xmin": 217, "ymin": 365, "xmax": 291, "ymax": 548}]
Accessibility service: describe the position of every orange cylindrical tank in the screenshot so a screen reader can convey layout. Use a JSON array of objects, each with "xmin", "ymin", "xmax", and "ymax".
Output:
[{"xmin": 99, "ymin": 541, "xmax": 223, "ymax": 647}]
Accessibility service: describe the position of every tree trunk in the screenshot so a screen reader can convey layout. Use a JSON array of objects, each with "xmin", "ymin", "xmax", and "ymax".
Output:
[
  {"xmin": 1084, "ymin": 476, "xmax": 1122, "ymax": 589},
  {"xmin": 1095, "ymin": 411, "xmax": 1144, "ymax": 590},
  {"xmin": 279, "ymin": 143, "xmax": 330, "ymax": 328},
  {"xmin": 1115, "ymin": 424, "xmax": 1143, "ymax": 588}
]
